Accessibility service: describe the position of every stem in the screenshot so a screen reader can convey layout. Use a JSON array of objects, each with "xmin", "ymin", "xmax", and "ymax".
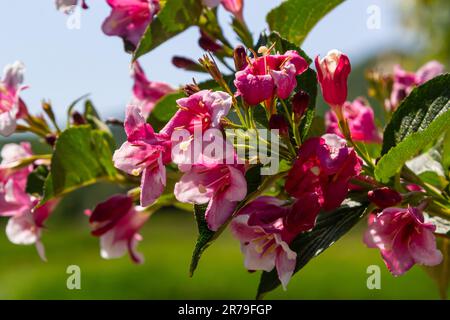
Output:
[{"xmin": 279, "ymin": 99, "xmax": 300, "ymax": 147}]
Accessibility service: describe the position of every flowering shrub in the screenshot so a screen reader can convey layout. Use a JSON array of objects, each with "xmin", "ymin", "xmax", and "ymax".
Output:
[{"xmin": 1, "ymin": 0, "xmax": 449, "ymax": 299}]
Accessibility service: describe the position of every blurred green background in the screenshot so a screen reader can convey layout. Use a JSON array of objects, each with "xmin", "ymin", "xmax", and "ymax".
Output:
[{"xmin": 0, "ymin": 0, "xmax": 449, "ymax": 299}]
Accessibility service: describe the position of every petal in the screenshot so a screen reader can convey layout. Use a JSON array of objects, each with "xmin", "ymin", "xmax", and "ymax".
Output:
[
  {"xmin": 140, "ymin": 158, "xmax": 166, "ymax": 207},
  {"xmin": 409, "ymin": 229, "xmax": 443, "ymax": 267},
  {"xmin": 6, "ymin": 214, "xmax": 38, "ymax": 245},
  {"xmin": 205, "ymin": 195, "xmax": 236, "ymax": 231},
  {"xmin": 223, "ymin": 166, "xmax": 247, "ymax": 202}
]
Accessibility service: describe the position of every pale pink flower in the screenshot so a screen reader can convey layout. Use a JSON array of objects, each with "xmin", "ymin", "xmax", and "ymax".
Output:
[
  {"xmin": 131, "ymin": 62, "xmax": 175, "ymax": 118},
  {"xmin": 113, "ymin": 105, "xmax": 171, "ymax": 207},
  {"xmin": 325, "ymin": 98, "xmax": 381, "ymax": 143},
  {"xmin": 88, "ymin": 195, "xmax": 149, "ymax": 264},
  {"xmin": 102, "ymin": 0, "xmax": 160, "ymax": 47},
  {"xmin": 364, "ymin": 206, "xmax": 442, "ymax": 276}
]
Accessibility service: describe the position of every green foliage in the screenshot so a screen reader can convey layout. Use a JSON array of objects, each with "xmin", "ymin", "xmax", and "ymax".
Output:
[
  {"xmin": 133, "ymin": 0, "xmax": 203, "ymax": 60},
  {"xmin": 266, "ymin": 0, "xmax": 344, "ymax": 46},
  {"xmin": 257, "ymin": 196, "xmax": 369, "ymax": 299},
  {"xmin": 41, "ymin": 126, "xmax": 118, "ymax": 204},
  {"xmin": 375, "ymin": 74, "xmax": 450, "ymax": 182},
  {"xmin": 26, "ymin": 165, "xmax": 49, "ymax": 196},
  {"xmin": 147, "ymin": 92, "xmax": 185, "ymax": 131}
]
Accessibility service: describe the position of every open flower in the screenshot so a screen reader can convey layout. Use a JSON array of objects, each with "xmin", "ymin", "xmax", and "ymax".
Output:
[
  {"xmin": 364, "ymin": 206, "xmax": 442, "ymax": 276},
  {"xmin": 113, "ymin": 105, "xmax": 171, "ymax": 207},
  {"xmin": 285, "ymin": 134, "xmax": 362, "ymax": 211},
  {"xmin": 315, "ymin": 50, "xmax": 351, "ymax": 108},
  {"xmin": 325, "ymin": 98, "xmax": 381, "ymax": 143},
  {"xmin": 234, "ymin": 50, "xmax": 308, "ymax": 106},
  {"xmin": 6, "ymin": 200, "xmax": 59, "ymax": 262},
  {"xmin": 102, "ymin": 0, "xmax": 160, "ymax": 47},
  {"xmin": 174, "ymin": 160, "xmax": 247, "ymax": 231},
  {"xmin": 0, "ymin": 61, "xmax": 27, "ymax": 137},
  {"xmin": 230, "ymin": 196, "xmax": 297, "ymax": 289},
  {"xmin": 388, "ymin": 61, "xmax": 444, "ymax": 110},
  {"xmin": 0, "ymin": 143, "xmax": 34, "ymax": 217},
  {"xmin": 131, "ymin": 62, "xmax": 175, "ymax": 118},
  {"xmin": 88, "ymin": 195, "xmax": 149, "ymax": 264}
]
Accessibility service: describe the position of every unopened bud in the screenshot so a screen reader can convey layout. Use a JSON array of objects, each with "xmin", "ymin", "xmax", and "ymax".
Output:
[
  {"xmin": 183, "ymin": 81, "xmax": 201, "ymax": 96},
  {"xmin": 269, "ymin": 114, "xmax": 289, "ymax": 137},
  {"xmin": 368, "ymin": 187, "xmax": 402, "ymax": 209},
  {"xmin": 292, "ymin": 91, "xmax": 309, "ymax": 122},
  {"xmin": 233, "ymin": 45, "xmax": 248, "ymax": 71},
  {"xmin": 45, "ymin": 134, "xmax": 57, "ymax": 147},
  {"xmin": 199, "ymin": 31, "xmax": 223, "ymax": 52},
  {"xmin": 72, "ymin": 111, "xmax": 86, "ymax": 125},
  {"xmin": 172, "ymin": 56, "xmax": 205, "ymax": 73}
]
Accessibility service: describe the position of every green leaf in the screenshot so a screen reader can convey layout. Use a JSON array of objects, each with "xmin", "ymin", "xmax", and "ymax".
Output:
[
  {"xmin": 41, "ymin": 126, "xmax": 118, "ymax": 204},
  {"xmin": 189, "ymin": 165, "xmax": 263, "ymax": 277},
  {"xmin": 375, "ymin": 74, "xmax": 450, "ymax": 182},
  {"xmin": 423, "ymin": 237, "xmax": 450, "ymax": 300},
  {"xmin": 442, "ymin": 129, "xmax": 450, "ymax": 176},
  {"xmin": 147, "ymin": 92, "xmax": 185, "ymax": 131},
  {"xmin": 133, "ymin": 0, "xmax": 203, "ymax": 60},
  {"xmin": 257, "ymin": 196, "xmax": 369, "ymax": 299},
  {"xmin": 267, "ymin": 0, "xmax": 344, "ymax": 46},
  {"xmin": 26, "ymin": 165, "xmax": 49, "ymax": 196}
]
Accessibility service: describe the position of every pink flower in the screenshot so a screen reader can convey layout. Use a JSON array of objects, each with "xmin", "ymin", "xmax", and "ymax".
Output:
[
  {"xmin": 234, "ymin": 51, "xmax": 308, "ymax": 106},
  {"xmin": 285, "ymin": 134, "xmax": 362, "ymax": 211},
  {"xmin": 388, "ymin": 61, "xmax": 444, "ymax": 111},
  {"xmin": 325, "ymin": 98, "xmax": 381, "ymax": 143},
  {"xmin": 113, "ymin": 105, "xmax": 171, "ymax": 207},
  {"xmin": 230, "ymin": 196, "xmax": 297, "ymax": 289},
  {"xmin": 315, "ymin": 50, "xmax": 351, "ymax": 108},
  {"xmin": 203, "ymin": 0, "xmax": 244, "ymax": 21},
  {"xmin": 131, "ymin": 62, "xmax": 175, "ymax": 118},
  {"xmin": 367, "ymin": 187, "xmax": 402, "ymax": 209},
  {"xmin": 364, "ymin": 206, "xmax": 442, "ymax": 276},
  {"xmin": 174, "ymin": 161, "xmax": 247, "ymax": 231},
  {"xmin": 88, "ymin": 195, "xmax": 149, "ymax": 264},
  {"xmin": 55, "ymin": 0, "xmax": 88, "ymax": 13},
  {"xmin": 6, "ymin": 200, "xmax": 59, "ymax": 261},
  {"xmin": 102, "ymin": 0, "xmax": 160, "ymax": 47},
  {"xmin": 0, "ymin": 143, "xmax": 34, "ymax": 216},
  {"xmin": 0, "ymin": 61, "xmax": 27, "ymax": 137}
]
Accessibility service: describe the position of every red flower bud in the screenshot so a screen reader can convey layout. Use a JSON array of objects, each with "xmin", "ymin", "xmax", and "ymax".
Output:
[
  {"xmin": 368, "ymin": 187, "xmax": 402, "ymax": 209},
  {"xmin": 233, "ymin": 45, "xmax": 248, "ymax": 71},
  {"xmin": 269, "ymin": 114, "xmax": 289, "ymax": 137},
  {"xmin": 198, "ymin": 31, "xmax": 223, "ymax": 53},
  {"xmin": 292, "ymin": 90, "xmax": 309, "ymax": 122},
  {"xmin": 172, "ymin": 56, "xmax": 204, "ymax": 72},
  {"xmin": 315, "ymin": 50, "xmax": 351, "ymax": 108}
]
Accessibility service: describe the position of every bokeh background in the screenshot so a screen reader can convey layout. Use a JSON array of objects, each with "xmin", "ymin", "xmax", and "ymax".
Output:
[{"xmin": 0, "ymin": 0, "xmax": 449, "ymax": 299}]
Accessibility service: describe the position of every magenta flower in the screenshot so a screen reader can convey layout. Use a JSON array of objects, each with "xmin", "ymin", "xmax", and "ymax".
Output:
[
  {"xmin": 113, "ymin": 105, "xmax": 171, "ymax": 207},
  {"xmin": 203, "ymin": 0, "xmax": 244, "ymax": 21},
  {"xmin": 0, "ymin": 143, "xmax": 34, "ymax": 217},
  {"xmin": 285, "ymin": 134, "xmax": 362, "ymax": 211},
  {"xmin": 6, "ymin": 200, "xmax": 59, "ymax": 261},
  {"xmin": 88, "ymin": 195, "xmax": 149, "ymax": 264},
  {"xmin": 315, "ymin": 50, "xmax": 351, "ymax": 108},
  {"xmin": 230, "ymin": 196, "xmax": 297, "ymax": 289},
  {"xmin": 388, "ymin": 61, "xmax": 444, "ymax": 111},
  {"xmin": 0, "ymin": 61, "xmax": 27, "ymax": 137},
  {"xmin": 234, "ymin": 51, "xmax": 308, "ymax": 106},
  {"xmin": 174, "ymin": 161, "xmax": 247, "ymax": 231},
  {"xmin": 131, "ymin": 62, "xmax": 175, "ymax": 118},
  {"xmin": 364, "ymin": 206, "xmax": 442, "ymax": 276},
  {"xmin": 102, "ymin": 0, "xmax": 160, "ymax": 47},
  {"xmin": 367, "ymin": 187, "xmax": 402, "ymax": 209},
  {"xmin": 325, "ymin": 98, "xmax": 381, "ymax": 143}
]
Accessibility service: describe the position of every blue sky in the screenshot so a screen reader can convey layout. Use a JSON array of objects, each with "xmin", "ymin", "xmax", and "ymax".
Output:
[{"xmin": 0, "ymin": 0, "xmax": 411, "ymax": 121}]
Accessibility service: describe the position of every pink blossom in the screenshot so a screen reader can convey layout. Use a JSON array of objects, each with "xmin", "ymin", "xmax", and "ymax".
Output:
[
  {"xmin": 234, "ymin": 51, "xmax": 308, "ymax": 106},
  {"xmin": 131, "ymin": 62, "xmax": 175, "ymax": 118},
  {"xmin": 367, "ymin": 187, "xmax": 402, "ymax": 209},
  {"xmin": 285, "ymin": 134, "xmax": 362, "ymax": 211},
  {"xmin": 315, "ymin": 50, "xmax": 351, "ymax": 108},
  {"xmin": 389, "ymin": 61, "xmax": 444, "ymax": 110},
  {"xmin": 6, "ymin": 200, "xmax": 59, "ymax": 261},
  {"xmin": 364, "ymin": 206, "xmax": 442, "ymax": 276},
  {"xmin": 102, "ymin": 0, "xmax": 160, "ymax": 47},
  {"xmin": 113, "ymin": 105, "xmax": 171, "ymax": 207},
  {"xmin": 174, "ymin": 161, "xmax": 247, "ymax": 231},
  {"xmin": 325, "ymin": 98, "xmax": 381, "ymax": 143},
  {"xmin": 0, "ymin": 143, "xmax": 34, "ymax": 217},
  {"xmin": 203, "ymin": 0, "xmax": 244, "ymax": 21},
  {"xmin": 230, "ymin": 196, "xmax": 297, "ymax": 289},
  {"xmin": 88, "ymin": 195, "xmax": 149, "ymax": 264},
  {"xmin": 0, "ymin": 61, "xmax": 27, "ymax": 137}
]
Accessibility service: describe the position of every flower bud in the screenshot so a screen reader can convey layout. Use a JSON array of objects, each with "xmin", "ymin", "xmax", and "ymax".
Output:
[
  {"xmin": 72, "ymin": 111, "xmax": 86, "ymax": 125},
  {"xmin": 269, "ymin": 114, "xmax": 289, "ymax": 137},
  {"xmin": 233, "ymin": 45, "xmax": 248, "ymax": 71},
  {"xmin": 198, "ymin": 31, "xmax": 223, "ymax": 53},
  {"xmin": 315, "ymin": 49, "xmax": 351, "ymax": 108},
  {"xmin": 172, "ymin": 56, "xmax": 204, "ymax": 72},
  {"xmin": 368, "ymin": 187, "xmax": 402, "ymax": 209},
  {"xmin": 291, "ymin": 90, "xmax": 309, "ymax": 122}
]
